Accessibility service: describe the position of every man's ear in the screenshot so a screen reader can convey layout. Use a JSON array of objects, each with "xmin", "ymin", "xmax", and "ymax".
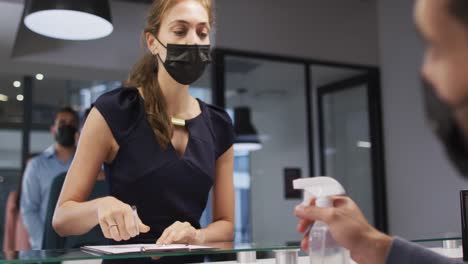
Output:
[{"xmin": 50, "ymin": 125, "xmax": 55, "ymax": 136}]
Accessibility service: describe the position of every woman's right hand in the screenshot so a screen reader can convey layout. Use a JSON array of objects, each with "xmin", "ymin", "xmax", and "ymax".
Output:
[{"xmin": 97, "ymin": 196, "xmax": 150, "ymax": 241}]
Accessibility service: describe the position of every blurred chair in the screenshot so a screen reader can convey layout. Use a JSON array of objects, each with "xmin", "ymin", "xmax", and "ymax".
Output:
[{"xmin": 42, "ymin": 172, "xmax": 108, "ymax": 249}]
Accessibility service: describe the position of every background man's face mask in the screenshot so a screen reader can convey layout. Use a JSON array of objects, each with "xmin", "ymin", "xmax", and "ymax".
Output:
[
  {"xmin": 55, "ymin": 125, "xmax": 77, "ymax": 148},
  {"xmin": 155, "ymin": 37, "xmax": 211, "ymax": 85},
  {"xmin": 423, "ymin": 79, "xmax": 468, "ymax": 177}
]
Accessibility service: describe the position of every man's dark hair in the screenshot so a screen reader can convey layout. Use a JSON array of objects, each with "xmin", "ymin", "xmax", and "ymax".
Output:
[
  {"xmin": 55, "ymin": 106, "xmax": 79, "ymax": 125},
  {"xmin": 449, "ymin": 0, "xmax": 468, "ymax": 27}
]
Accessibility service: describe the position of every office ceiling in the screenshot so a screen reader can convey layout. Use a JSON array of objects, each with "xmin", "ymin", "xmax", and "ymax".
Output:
[
  {"xmin": 0, "ymin": 0, "xmax": 378, "ymax": 82},
  {"xmin": 0, "ymin": 0, "xmax": 151, "ymax": 80}
]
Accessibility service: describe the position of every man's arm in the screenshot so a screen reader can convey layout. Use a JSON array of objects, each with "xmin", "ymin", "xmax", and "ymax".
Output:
[
  {"xmin": 20, "ymin": 160, "xmax": 44, "ymax": 249},
  {"xmin": 387, "ymin": 237, "xmax": 464, "ymax": 264},
  {"xmin": 295, "ymin": 196, "xmax": 465, "ymax": 264}
]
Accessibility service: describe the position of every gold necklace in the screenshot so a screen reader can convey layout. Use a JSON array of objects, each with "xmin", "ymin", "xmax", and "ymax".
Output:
[{"xmin": 171, "ymin": 117, "xmax": 186, "ymax": 127}]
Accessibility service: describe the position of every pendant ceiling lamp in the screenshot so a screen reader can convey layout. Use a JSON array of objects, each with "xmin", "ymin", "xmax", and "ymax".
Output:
[
  {"xmin": 233, "ymin": 107, "xmax": 262, "ymax": 153},
  {"xmin": 23, "ymin": 0, "xmax": 113, "ymax": 41}
]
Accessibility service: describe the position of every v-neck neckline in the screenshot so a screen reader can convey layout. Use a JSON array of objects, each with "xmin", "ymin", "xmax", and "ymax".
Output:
[
  {"xmin": 170, "ymin": 131, "xmax": 191, "ymax": 160},
  {"xmin": 170, "ymin": 99, "xmax": 204, "ymax": 160},
  {"xmin": 133, "ymin": 86, "xmax": 205, "ymax": 160}
]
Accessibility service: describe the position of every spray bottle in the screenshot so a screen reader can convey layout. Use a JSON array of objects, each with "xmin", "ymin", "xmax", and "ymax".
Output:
[{"xmin": 293, "ymin": 177, "xmax": 350, "ymax": 264}]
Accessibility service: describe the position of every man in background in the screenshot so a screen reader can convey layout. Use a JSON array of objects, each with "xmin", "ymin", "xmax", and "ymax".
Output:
[{"xmin": 21, "ymin": 107, "xmax": 79, "ymax": 249}]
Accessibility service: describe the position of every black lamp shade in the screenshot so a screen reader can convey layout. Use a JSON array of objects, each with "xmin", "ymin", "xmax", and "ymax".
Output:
[
  {"xmin": 24, "ymin": 0, "xmax": 113, "ymax": 40},
  {"xmin": 234, "ymin": 107, "xmax": 262, "ymax": 152}
]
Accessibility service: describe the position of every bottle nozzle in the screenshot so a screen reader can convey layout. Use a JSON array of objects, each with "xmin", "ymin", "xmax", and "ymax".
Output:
[
  {"xmin": 293, "ymin": 177, "xmax": 345, "ymax": 207},
  {"xmin": 316, "ymin": 197, "xmax": 332, "ymax": 208}
]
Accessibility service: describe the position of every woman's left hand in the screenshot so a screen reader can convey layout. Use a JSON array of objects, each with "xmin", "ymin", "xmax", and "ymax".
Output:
[{"xmin": 156, "ymin": 221, "xmax": 203, "ymax": 245}]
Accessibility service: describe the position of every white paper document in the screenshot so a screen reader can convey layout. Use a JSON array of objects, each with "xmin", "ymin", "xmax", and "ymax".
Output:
[{"xmin": 81, "ymin": 244, "xmax": 217, "ymax": 255}]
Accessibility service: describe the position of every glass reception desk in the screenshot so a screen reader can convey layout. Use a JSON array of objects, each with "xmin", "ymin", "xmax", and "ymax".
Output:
[
  {"xmin": 1, "ymin": 237, "xmax": 464, "ymax": 264},
  {"xmin": 0, "ymin": 241, "xmax": 301, "ymax": 264}
]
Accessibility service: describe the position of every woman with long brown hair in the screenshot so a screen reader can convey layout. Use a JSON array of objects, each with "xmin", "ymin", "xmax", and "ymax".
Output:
[{"xmin": 52, "ymin": 0, "xmax": 234, "ymax": 262}]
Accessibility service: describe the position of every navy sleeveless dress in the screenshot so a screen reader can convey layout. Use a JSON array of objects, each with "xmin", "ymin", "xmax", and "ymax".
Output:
[{"xmin": 93, "ymin": 87, "xmax": 234, "ymax": 263}]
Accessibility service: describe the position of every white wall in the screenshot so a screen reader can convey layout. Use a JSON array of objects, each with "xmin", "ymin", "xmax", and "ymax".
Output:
[
  {"xmin": 216, "ymin": 0, "xmax": 379, "ymax": 66},
  {"xmin": 377, "ymin": 0, "xmax": 468, "ymax": 239}
]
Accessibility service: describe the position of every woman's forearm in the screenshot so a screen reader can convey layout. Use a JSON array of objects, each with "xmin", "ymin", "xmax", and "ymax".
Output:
[
  {"xmin": 52, "ymin": 197, "xmax": 106, "ymax": 236},
  {"xmin": 198, "ymin": 219, "xmax": 234, "ymax": 243}
]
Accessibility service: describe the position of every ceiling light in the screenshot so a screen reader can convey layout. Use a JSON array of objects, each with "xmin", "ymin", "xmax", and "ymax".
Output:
[
  {"xmin": 35, "ymin": 73, "xmax": 44, "ymax": 80},
  {"xmin": 13, "ymin": 81, "xmax": 21, "ymax": 88},
  {"xmin": 23, "ymin": 0, "xmax": 113, "ymax": 41}
]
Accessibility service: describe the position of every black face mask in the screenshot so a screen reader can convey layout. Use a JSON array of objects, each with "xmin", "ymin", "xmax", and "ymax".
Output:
[
  {"xmin": 155, "ymin": 38, "xmax": 211, "ymax": 85},
  {"xmin": 55, "ymin": 125, "xmax": 77, "ymax": 148},
  {"xmin": 423, "ymin": 79, "xmax": 468, "ymax": 177}
]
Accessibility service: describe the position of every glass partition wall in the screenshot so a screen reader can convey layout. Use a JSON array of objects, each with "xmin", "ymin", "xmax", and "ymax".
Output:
[
  {"xmin": 315, "ymin": 70, "xmax": 386, "ymax": 228},
  {"xmin": 0, "ymin": 49, "xmax": 387, "ymax": 253},
  {"xmin": 212, "ymin": 49, "xmax": 387, "ymax": 239}
]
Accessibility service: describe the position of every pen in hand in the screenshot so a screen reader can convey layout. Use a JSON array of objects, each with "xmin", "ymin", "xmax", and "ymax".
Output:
[{"xmin": 132, "ymin": 205, "xmax": 140, "ymax": 235}]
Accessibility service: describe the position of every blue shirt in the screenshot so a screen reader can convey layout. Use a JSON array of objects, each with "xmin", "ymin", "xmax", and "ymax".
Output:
[{"xmin": 20, "ymin": 146, "xmax": 73, "ymax": 249}]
